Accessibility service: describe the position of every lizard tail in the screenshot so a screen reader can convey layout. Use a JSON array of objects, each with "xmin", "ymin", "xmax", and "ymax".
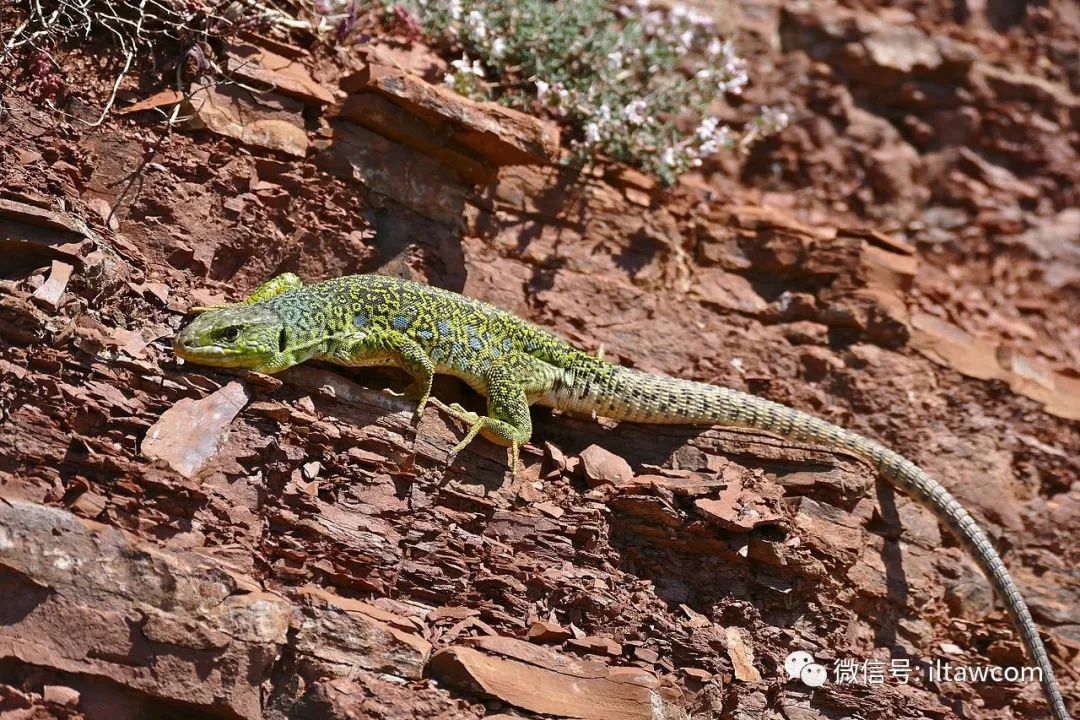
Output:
[{"xmin": 547, "ymin": 362, "xmax": 1069, "ymax": 719}]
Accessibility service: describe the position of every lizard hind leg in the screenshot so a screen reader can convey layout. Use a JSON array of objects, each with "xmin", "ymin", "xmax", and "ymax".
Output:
[
  {"xmin": 190, "ymin": 273, "xmax": 304, "ymax": 313},
  {"xmin": 433, "ymin": 353, "xmax": 551, "ymax": 476}
]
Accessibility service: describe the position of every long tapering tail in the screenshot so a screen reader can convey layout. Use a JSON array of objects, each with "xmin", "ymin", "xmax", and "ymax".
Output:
[{"xmin": 542, "ymin": 360, "xmax": 1068, "ymax": 719}]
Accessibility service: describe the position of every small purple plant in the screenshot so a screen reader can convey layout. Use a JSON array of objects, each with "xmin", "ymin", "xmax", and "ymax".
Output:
[
  {"xmin": 336, "ymin": 1, "xmax": 360, "ymax": 43},
  {"xmin": 28, "ymin": 50, "xmax": 65, "ymax": 102}
]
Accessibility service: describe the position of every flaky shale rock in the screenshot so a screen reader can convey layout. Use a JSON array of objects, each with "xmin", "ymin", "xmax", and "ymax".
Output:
[{"xmin": 0, "ymin": 500, "xmax": 291, "ymax": 720}]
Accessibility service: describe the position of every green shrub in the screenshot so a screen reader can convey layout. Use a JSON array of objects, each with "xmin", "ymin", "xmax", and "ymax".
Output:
[{"xmin": 374, "ymin": 0, "xmax": 788, "ymax": 183}]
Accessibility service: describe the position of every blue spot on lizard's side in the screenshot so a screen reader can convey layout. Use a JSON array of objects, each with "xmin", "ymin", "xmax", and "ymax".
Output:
[
  {"xmin": 437, "ymin": 320, "xmax": 451, "ymax": 334},
  {"xmin": 354, "ymin": 312, "xmax": 369, "ymax": 328},
  {"xmin": 391, "ymin": 314, "xmax": 411, "ymax": 331},
  {"xmin": 418, "ymin": 328, "xmax": 434, "ymax": 340}
]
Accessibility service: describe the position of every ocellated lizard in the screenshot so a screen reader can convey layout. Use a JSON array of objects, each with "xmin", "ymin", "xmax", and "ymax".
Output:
[{"xmin": 174, "ymin": 272, "xmax": 1070, "ymax": 719}]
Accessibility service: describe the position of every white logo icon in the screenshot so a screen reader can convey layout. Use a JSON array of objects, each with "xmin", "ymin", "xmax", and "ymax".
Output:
[
  {"xmin": 800, "ymin": 662, "xmax": 828, "ymax": 687},
  {"xmin": 784, "ymin": 650, "xmax": 828, "ymax": 687},
  {"xmin": 784, "ymin": 651, "xmax": 814, "ymax": 679}
]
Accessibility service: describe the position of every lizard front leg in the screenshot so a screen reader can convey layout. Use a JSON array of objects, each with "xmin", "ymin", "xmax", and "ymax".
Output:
[
  {"xmin": 190, "ymin": 273, "xmax": 304, "ymax": 313},
  {"xmin": 330, "ymin": 329, "xmax": 434, "ymax": 418}
]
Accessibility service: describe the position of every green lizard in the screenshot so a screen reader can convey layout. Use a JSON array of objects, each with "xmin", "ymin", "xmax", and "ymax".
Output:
[{"xmin": 174, "ymin": 272, "xmax": 1069, "ymax": 720}]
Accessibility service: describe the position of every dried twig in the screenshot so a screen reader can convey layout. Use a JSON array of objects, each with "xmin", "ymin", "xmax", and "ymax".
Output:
[{"xmin": 1, "ymin": 0, "xmax": 316, "ymax": 125}]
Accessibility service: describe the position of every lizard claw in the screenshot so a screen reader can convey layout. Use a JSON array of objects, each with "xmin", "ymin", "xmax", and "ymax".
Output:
[
  {"xmin": 431, "ymin": 398, "xmax": 485, "ymax": 454},
  {"xmin": 385, "ymin": 385, "xmax": 430, "ymax": 419}
]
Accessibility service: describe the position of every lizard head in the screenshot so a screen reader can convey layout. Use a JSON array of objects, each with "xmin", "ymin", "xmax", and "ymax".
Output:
[{"xmin": 174, "ymin": 305, "xmax": 294, "ymax": 374}]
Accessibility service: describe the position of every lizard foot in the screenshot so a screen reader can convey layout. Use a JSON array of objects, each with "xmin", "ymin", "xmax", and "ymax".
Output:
[
  {"xmin": 431, "ymin": 398, "xmax": 522, "ymax": 477},
  {"xmin": 383, "ymin": 385, "xmax": 430, "ymax": 419},
  {"xmin": 431, "ymin": 399, "xmax": 484, "ymax": 452}
]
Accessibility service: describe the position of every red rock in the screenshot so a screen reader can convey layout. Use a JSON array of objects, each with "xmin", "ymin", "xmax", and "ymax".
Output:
[
  {"xmin": 544, "ymin": 441, "xmax": 568, "ymax": 476},
  {"xmin": 694, "ymin": 483, "xmax": 781, "ymax": 533},
  {"xmin": 690, "ymin": 269, "xmax": 768, "ymax": 314},
  {"xmin": 225, "ymin": 43, "xmax": 334, "ymax": 106},
  {"xmin": 725, "ymin": 627, "xmax": 762, "ymax": 682},
  {"xmin": 42, "ymin": 685, "xmax": 80, "ymax": 707},
  {"xmin": 579, "ymin": 445, "xmax": 633, "ymax": 488},
  {"xmin": 534, "ymin": 501, "xmax": 564, "ymax": 519},
  {"xmin": 567, "ymin": 635, "xmax": 622, "ymax": 657},
  {"xmin": 292, "ymin": 586, "xmax": 431, "ymax": 680},
  {"xmin": 187, "ymin": 81, "xmax": 308, "ymax": 157},
  {"xmin": 910, "ymin": 312, "xmax": 1080, "ymax": 421},
  {"xmin": 316, "ymin": 120, "xmax": 468, "ymax": 225},
  {"xmin": 0, "ymin": 197, "xmax": 91, "ymax": 238},
  {"xmin": 0, "ymin": 500, "xmax": 291, "ymax": 720},
  {"xmin": 30, "ymin": 260, "xmax": 73, "ymax": 311},
  {"xmin": 118, "ymin": 88, "xmax": 185, "ymax": 115},
  {"xmin": 681, "ymin": 667, "xmax": 713, "ymax": 681},
  {"xmin": 430, "ymin": 640, "xmax": 656, "ymax": 720},
  {"xmin": 430, "ymin": 606, "xmax": 480, "ymax": 621},
  {"xmin": 142, "ymin": 381, "xmax": 251, "ymax": 478},
  {"xmin": 527, "ymin": 620, "xmax": 572, "ymax": 643},
  {"xmin": 338, "ymin": 93, "xmax": 496, "ymax": 183},
  {"xmin": 632, "ymin": 646, "xmax": 659, "ymax": 664},
  {"xmin": 340, "ymin": 62, "xmax": 559, "ymax": 168}
]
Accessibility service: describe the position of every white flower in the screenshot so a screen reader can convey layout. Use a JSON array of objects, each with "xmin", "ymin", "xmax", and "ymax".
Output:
[
  {"xmin": 535, "ymin": 79, "xmax": 550, "ymax": 100},
  {"xmin": 695, "ymin": 117, "xmax": 730, "ymax": 155},
  {"xmin": 687, "ymin": 9, "xmax": 712, "ymax": 27},
  {"xmin": 491, "ymin": 37, "xmax": 506, "ymax": 58},
  {"xmin": 718, "ymin": 70, "xmax": 748, "ymax": 94},
  {"xmin": 660, "ymin": 147, "xmax": 677, "ymax": 167},
  {"xmin": 679, "ymin": 29, "xmax": 694, "ymax": 48},
  {"xmin": 449, "ymin": 0, "xmax": 461, "ymax": 21},
  {"xmin": 607, "ymin": 49, "xmax": 623, "ymax": 67},
  {"xmin": 706, "ymin": 38, "xmax": 723, "ymax": 57},
  {"xmin": 624, "ymin": 99, "xmax": 648, "ymax": 125},
  {"xmin": 584, "ymin": 122, "xmax": 601, "ymax": 144},
  {"xmin": 695, "ymin": 116, "xmax": 720, "ymax": 140},
  {"xmin": 443, "ymin": 72, "xmax": 457, "ymax": 87},
  {"xmin": 758, "ymin": 106, "xmax": 790, "ymax": 132},
  {"xmin": 635, "ymin": 0, "xmax": 649, "ymax": 10},
  {"xmin": 450, "ymin": 53, "xmax": 485, "ymax": 78},
  {"xmin": 466, "ymin": 9, "xmax": 487, "ymax": 39}
]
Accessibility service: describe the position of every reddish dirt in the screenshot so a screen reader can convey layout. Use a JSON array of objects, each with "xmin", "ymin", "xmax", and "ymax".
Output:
[{"xmin": 0, "ymin": 1, "xmax": 1078, "ymax": 719}]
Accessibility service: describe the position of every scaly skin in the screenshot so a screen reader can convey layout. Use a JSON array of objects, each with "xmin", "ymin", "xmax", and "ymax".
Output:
[{"xmin": 174, "ymin": 273, "xmax": 1069, "ymax": 720}]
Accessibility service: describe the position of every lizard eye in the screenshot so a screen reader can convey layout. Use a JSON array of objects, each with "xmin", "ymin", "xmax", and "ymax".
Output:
[
  {"xmin": 278, "ymin": 328, "xmax": 288, "ymax": 353},
  {"xmin": 221, "ymin": 326, "xmax": 240, "ymax": 342}
]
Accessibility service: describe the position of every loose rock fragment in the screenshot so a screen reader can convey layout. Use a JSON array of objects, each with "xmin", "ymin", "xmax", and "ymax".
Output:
[
  {"xmin": 725, "ymin": 627, "xmax": 762, "ymax": 682},
  {"xmin": 30, "ymin": 260, "xmax": 74, "ymax": 310},
  {"xmin": 429, "ymin": 637, "xmax": 657, "ymax": 720},
  {"xmin": 142, "ymin": 380, "xmax": 251, "ymax": 477},
  {"xmin": 579, "ymin": 445, "xmax": 634, "ymax": 487}
]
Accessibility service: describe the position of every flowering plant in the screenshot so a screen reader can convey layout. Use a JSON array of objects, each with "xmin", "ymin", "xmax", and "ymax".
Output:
[{"xmin": 380, "ymin": 0, "xmax": 788, "ymax": 183}]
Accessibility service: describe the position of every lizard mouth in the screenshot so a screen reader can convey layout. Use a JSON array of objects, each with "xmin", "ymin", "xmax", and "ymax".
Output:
[
  {"xmin": 173, "ymin": 331, "xmax": 256, "ymax": 367},
  {"xmin": 172, "ymin": 307, "xmax": 281, "ymax": 369}
]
